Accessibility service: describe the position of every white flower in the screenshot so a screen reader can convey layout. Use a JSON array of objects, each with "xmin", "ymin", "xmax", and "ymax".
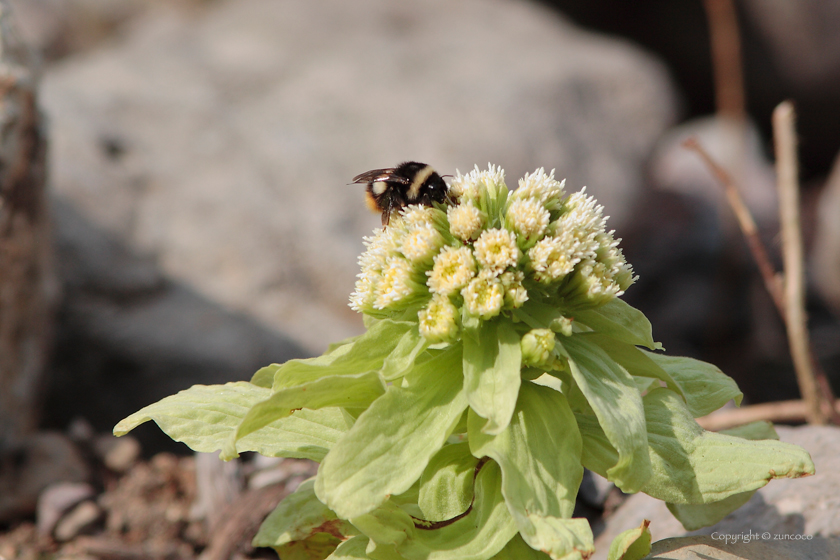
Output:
[
  {"xmin": 419, "ymin": 294, "xmax": 459, "ymax": 342},
  {"xmin": 552, "ymin": 190, "xmax": 605, "ymax": 259},
  {"xmin": 350, "ymin": 165, "xmax": 637, "ymax": 316},
  {"xmin": 564, "ymin": 259, "xmax": 625, "ymax": 306},
  {"xmin": 449, "ymin": 164, "xmax": 506, "ymax": 202},
  {"xmin": 358, "ymin": 227, "xmax": 403, "ymax": 275},
  {"xmin": 402, "ymin": 224, "xmax": 444, "ymax": 264},
  {"xmin": 399, "ymin": 205, "xmax": 439, "ymax": 229},
  {"xmin": 474, "ymin": 228, "xmax": 520, "ymax": 275},
  {"xmin": 427, "ymin": 246, "xmax": 476, "ymax": 295},
  {"xmin": 512, "ymin": 168, "xmax": 565, "ymax": 209},
  {"xmin": 506, "ymin": 198, "xmax": 550, "ymax": 242},
  {"xmin": 448, "ymin": 203, "xmax": 484, "ymax": 242},
  {"xmin": 461, "ymin": 272, "xmax": 504, "ymax": 319},
  {"xmin": 349, "ymin": 270, "xmax": 378, "ymax": 312},
  {"xmin": 374, "ymin": 257, "xmax": 416, "ymax": 309},
  {"xmin": 528, "ymin": 233, "xmax": 580, "ymax": 283}
]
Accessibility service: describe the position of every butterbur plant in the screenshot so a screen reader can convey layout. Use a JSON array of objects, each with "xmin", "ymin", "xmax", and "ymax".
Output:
[{"xmin": 115, "ymin": 165, "xmax": 815, "ymax": 560}]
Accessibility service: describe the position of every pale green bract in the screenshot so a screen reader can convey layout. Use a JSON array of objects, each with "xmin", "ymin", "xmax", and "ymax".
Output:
[{"xmin": 115, "ymin": 165, "xmax": 815, "ymax": 560}]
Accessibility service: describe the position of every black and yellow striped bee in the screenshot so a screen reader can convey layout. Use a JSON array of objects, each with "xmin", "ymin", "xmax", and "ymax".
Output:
[{"xmin": 352, "ymin": 161, "xmax": 451, "ymax": 226}]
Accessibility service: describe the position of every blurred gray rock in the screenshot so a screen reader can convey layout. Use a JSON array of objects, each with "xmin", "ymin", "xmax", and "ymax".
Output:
[
  {"xmin": 627, "ymin": 116, "xmax": 790, "ymax": 398},
  {"xmin": 93, "ymin": 433, "xmax": 141, "ymax": 473},
  {"xmin": 37, "ymin": 481, "xmax": 95, "ymax": 536},
  {"xmin": 6, "ymin": 0, "xmax": 194, "ymax": 60},
  {"xmin": 644, "ymin": 534, "xmax": 840, "ymax": 560},
  {"xmin": 741, "ymin": 0, "xmax": 840, "ymax": 90},
  {"xmin": 44, "ymin": 199, "xmax": 306, "ymax": 441},
  {"xmin": 593, "ymin": 426, "xmax": 840, "ymax": 560},
  {"xmin": 41, "ymin": 0, "xmax": 678, "ymax": 359},
  {"xmin": 53, "ymin": 500, "xmax": 102, "ymax": 541},
  {"xmin": 247, "ymin": 457, "xmax": 317, "ymax": 491},
  {"xmin": 650, "ymin": 116, "xmax": 778, "ymax": 229},
  {"xmin": 0, "ymin": 432, "xmax": 90, "ymax": 523}
]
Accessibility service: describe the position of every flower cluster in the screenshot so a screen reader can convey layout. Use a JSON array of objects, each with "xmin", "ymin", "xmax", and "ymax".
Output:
[
  {"xmin": 117, "ymin": 163, "xmax": 816, "ymax": 560},
  {"xmin": 350, "ymin": 165, "xmax": 636, "ymax": 342}
]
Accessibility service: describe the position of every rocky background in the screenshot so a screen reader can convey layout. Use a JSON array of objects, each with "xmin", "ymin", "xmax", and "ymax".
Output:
[{"xmin": 1, "ymin": 0, "xmax": 840, "ymax": 559}]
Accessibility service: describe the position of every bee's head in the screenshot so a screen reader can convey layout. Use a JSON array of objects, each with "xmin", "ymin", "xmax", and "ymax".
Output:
[{"xmin": 426, "ymin": 172, "xmax": 450, "ymax": 204}]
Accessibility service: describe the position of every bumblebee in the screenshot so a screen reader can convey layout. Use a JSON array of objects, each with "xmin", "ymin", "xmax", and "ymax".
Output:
[{"xmin": 352, "ymin": 161, "xmax": 451, "ymax": 225}]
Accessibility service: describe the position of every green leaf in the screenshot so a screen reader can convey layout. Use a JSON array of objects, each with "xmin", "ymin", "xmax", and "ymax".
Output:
[
  {"xmin": 253, "ymin": 478, "xmax": 353, "ymax": 549},
  {"xmin": 575, "ymin": 412, "xmax": 616, "ymax": 478},
  {"xmin": 365, "ymin": 540, "xmax": 404, "ymax": 560},
  {"xmin": 398, "ymin": 461, "xmax": 519, "ymax": 560},
  {"xmin": 606, "ymin": 520, "xmax": 651, "ymax": 560},
  {"xmin": 514, "ymin": 299, "xmax": 565, "ymax": 330},
  {"xmin": 588, "ymin": 335, "xmax": 742, "ymax": 419},
  {"xmin": 351, "ymin": 500, "xmax": 416, "ymax": 548},
  {"xmin": 645, "ymin": 388, "xmax": 813, "ymax": 504},
  {"xmin": 520, "ymin": 518, "xmax": 593, "ymax": 560},
  {"xmin": 562, "ymin": 335, "xmax": 651, "ymax": 493},
  {"xmin": 327, "ymin": 333, "xmax": 365, "ymax": 354},
  {"xmin": 640, "ymin": 350, "xmax": 742, "ymax": 417},
  {"xmin": 272, "ymin": 320, "xmax": 418, "ymax": 390},
  {"xmin": 273, "ymin": 533, "xmax": 344, "ymax": 560},
  {"xmin": 115, "ymin": 382, "xmax": 352, "ymax": 461},
  {"xmin": 252, "ymin": 364, "xmax": 280, "ymax": 388},
  {"xmin": 391, "ymin": 483, "xmax": 424, "ymax": 520},
  {"xmin": 114, "ymin": 382, "xmax": 269, "ymax": 444},
  {"xmin": 469, "ymin": 382, "xmax": 588, "ymax": 559},
  {"xmin": 316, "ymin": 346, "xmax": 468, "ymax": 519},
  {"xmin": 720, "ymin": 421, "xmax": 778, "ymax": 440},
  {"xmin": 572, "ymin": 299, "xmax": 660, "ymax": 350},
  {"xmin": 578, "ymin": 388, "xmax": 815, "ymax": 505},
  {"xmin": 489, "ymin": 534, "xmax": 551, "ymax": 559},
  {"xmin": 419, "ymin": 442, "xmax": 478, "ymax": 522},
  {"xmin": 633, "ymin": 376, "xmax": 658, "ymax": 393},
  {"xmin": 586, "ymin": 335, "xmax": 680, "ymax": 396},
  {"xmin": 665, "ymin": 419, "xmax": 780, "ymax": 530},
  {"xmin": 381, "ymin": 325, "xmax": 429, "ymax": 380},
  {"xmin": 225, "ymin": 371, "xmax": 386, "ymax": 459},
  {"xmin": 237, "ymin": 407, "xmax": 355, "ymax": 462},
  {"xmin": 666, "ymin": 491, "xmax": 756, "ymax": 531},
  {"xmin": 547, "ymin": 370, "xmax": 591, "ymax": 414},
  {"xmin": 463, "ymin": 319, "xmax": 522, "ymax": 435},
  {"xmin": 325, "ymin": 536, "xmax": 370, "ymax": 560}
]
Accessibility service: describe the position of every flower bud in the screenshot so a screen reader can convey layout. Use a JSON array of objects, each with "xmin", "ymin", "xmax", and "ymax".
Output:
[
  {"xmin": 419, "ymin": 294, "xmax": 460, "ymax": 343},
  {"xmin": 448, "ymin": 203, "xmax": 485, "ymax": 242},
  {"xmin": 474, "ymin": 228, "xmax": 520, "ymax": 275},
  {"xmin": 520, "ymin": 328, "xmax": 560, "ymax": 369},
  {"xmin": 461, "ymin": 272, "xmax": 504, "ymax": 320}
]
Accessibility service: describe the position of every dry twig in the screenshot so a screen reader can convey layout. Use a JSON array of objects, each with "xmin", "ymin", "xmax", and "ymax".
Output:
[
  {"xmin": 773, "ymin": 102, "xmax": 829, "ymax": 425},
  {"xmin": 683, "ymin": 133, "xmax": 840, "ymax": 426},
  {"xmin": 682, "ymin": 138, "xmax": 784, "ymax": 310},
  {"xmin": 698, "ymin": 399, "xmax": 840, "ymax": 432},
  {"xmin": 702, "ymin": 0, "xmax": 746, "ymax": 122}
]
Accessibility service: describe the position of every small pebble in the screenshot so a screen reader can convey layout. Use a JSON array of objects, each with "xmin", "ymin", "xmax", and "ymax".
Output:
[
  {"xmin": 54, "ymin": 500, "xmax": 102, "ymax": 541},
  {"xmin": 94, "ymin": 435, "xmax": 141, "ymax": 473},
  {"xmin": 37, "ymin": 482, "xmax": 95, "ymax": 536}
]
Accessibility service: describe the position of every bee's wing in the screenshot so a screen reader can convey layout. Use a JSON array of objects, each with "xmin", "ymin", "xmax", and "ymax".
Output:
[{"xmin": 351, "ymin": 168, "xmax": 409, "ymax": 184}]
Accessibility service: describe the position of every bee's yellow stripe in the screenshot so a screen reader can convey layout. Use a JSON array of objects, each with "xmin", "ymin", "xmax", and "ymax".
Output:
[{"xmin": 407, "ymin": 165, "xmax": 435, "ymax": 200}]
